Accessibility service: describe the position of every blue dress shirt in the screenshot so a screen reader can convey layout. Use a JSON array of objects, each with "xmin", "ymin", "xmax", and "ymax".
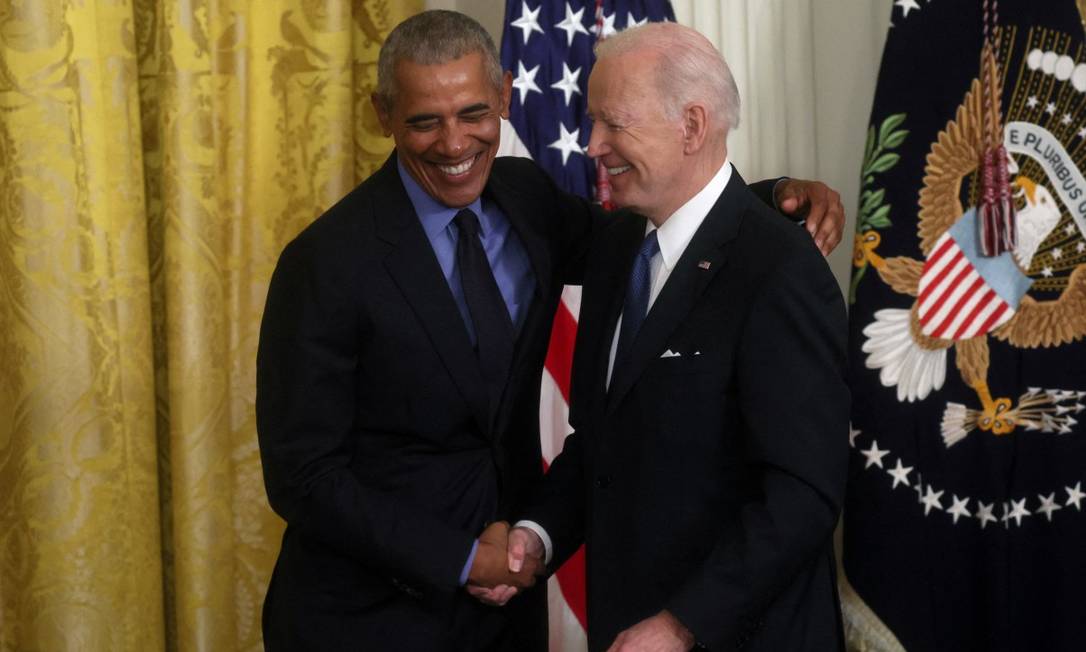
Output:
[{"xmin": 397, "ymin": 160, "xmax": 535, "ymax": 342}]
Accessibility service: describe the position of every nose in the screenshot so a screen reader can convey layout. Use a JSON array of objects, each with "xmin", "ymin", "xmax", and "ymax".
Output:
[
  {"xmin": 586, "ymin": 121, "xmax": 609, "ymax": 159},
  {"xmin": 438, "ymin": 120, "xmax": 468, "ymax": 157}
]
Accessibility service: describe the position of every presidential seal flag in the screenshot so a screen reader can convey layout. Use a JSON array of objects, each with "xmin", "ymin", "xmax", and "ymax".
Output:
[
  {"xmin": 497, "ymin": 2, "xmax": 674, "ymax": 650},
  {"xmin": 844, "ymin": 2, "xmax": 1086, "ymax": 650}
]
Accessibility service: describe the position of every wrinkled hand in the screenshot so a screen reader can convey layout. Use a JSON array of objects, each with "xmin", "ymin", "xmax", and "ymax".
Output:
[
  {"xmin": 606, "ymin": 610, "xmax": 695, "ymax": 652},
  {"xmin": 774, "ymin": 178, "xmax": 845, "ymax": 256},
  {"xmin": 507, "ymin": 526, "xmax": 545, "ymax": 574},
  {"xmin": 466, "ymin": 522, "xmax": 540, "ymax": 606}
]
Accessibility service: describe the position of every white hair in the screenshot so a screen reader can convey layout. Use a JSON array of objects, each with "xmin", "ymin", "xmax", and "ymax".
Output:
[{"xmin": 595, "ymin": 22, "xmax": 740, "ymax": 134}]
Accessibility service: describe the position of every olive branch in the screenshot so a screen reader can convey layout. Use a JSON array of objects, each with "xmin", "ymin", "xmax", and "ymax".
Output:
[{"xmin": 850, "ymin": 112, "xmax": 908, "ymax": 304}]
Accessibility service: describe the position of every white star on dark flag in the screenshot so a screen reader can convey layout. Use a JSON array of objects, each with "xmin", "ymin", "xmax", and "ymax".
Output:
[{"xmin": 511, "ymin": 1, "xmax": 544, "ymax": 44}]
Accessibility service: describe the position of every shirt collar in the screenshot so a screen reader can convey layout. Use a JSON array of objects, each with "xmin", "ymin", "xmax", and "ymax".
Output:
[
  {"xmin": 397, "ymin": 155, "xmax": 487, "ymax": 240},
  {"xmin": 648, "ymin": 159, "xmax": 733, "ymax": 270}
]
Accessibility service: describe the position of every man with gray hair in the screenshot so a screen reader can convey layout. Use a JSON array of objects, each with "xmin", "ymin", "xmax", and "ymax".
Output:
[
  {"xmin": 257, "ymin": 9, "xmax": 845, "ymax": 651},
  {"xmin": 507, "ymin": 21, "xmax": 849, "ymax": 652}
]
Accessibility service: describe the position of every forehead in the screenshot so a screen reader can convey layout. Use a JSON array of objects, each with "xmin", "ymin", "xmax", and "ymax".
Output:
[
  {"xmin": 587, "ymin": 54, "xmax": 657, "ymax": 116},
  {"xmin": 391, "ymin": 52, "xmax": 498, "ymax": 113}
]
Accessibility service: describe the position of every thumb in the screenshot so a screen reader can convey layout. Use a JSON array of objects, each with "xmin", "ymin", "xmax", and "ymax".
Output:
[
  {"xmin": 508, "ymin": 529, "xmax": 527, "ymax": 573},
  {"xmin": 778, "ymin": 190, "xmax": 803, "ymax": 214}
]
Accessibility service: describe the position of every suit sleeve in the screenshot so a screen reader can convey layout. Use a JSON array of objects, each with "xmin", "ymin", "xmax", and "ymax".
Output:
[
  {"xmin": 742, "ymin": 178, "xmax": 786, "ymax": 211},
  {"xmin": 666, "ymin": 247, "xmax": 849, "ymax": 649},
  {"xmin": 256, "ymin": 237, "xmax": 475, "ymax": 594}
]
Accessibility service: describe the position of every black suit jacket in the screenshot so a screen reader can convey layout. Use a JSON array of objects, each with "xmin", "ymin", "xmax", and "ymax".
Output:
[
  {"xmin": 256, "ymin": 153, "xmax": 595, "ymax": 651},
  {"xmin": 522, "ymin": 170, "xmax": 850, "ymax": 651}
]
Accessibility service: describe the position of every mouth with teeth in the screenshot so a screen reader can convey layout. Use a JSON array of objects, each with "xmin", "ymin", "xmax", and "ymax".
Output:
[
  {"xmin": 606, "ymin": 164, "xmax": 632, "ymax": 176},
  {"xmin": 436, "ymin": 153, "xmax": 480, "ymax": 177}
]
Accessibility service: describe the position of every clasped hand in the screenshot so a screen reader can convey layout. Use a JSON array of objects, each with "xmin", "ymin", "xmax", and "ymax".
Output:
[{"xmin": 465, "ymin": 522, "xmax": 543, "ymax": 606}]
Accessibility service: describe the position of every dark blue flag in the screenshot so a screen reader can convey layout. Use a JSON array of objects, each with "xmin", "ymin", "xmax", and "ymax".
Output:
[
  {"xmin": 845, "ymin": 2, "xmax": 1086, "ymax": 651},
  {"xmin": 500, "ymin": 0, "xmax": 674, "ymax": 199}
]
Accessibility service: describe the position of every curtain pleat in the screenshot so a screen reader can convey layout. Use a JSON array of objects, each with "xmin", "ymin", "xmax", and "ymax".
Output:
[{"xmin": 0, "ymin": 2, "xmax": 421, "ymax": 650}]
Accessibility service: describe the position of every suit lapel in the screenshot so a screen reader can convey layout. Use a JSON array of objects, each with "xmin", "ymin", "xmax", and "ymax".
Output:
[
  {"xmin": 606, "ymin": 172, "xmax": 751, "ymax": 413},
  {"xmin": 480, "ymin": 169, "xmax": 554, "ymax": 435},
  {"xmin": 374, "ymin": 155, "xmax": 493, "ymax": 437},
  {"xmin": 578, "ymin": 213, "xmax": 645, "ymax": 409}
]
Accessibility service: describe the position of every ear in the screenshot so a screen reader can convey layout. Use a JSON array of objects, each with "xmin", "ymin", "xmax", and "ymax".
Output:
[
  {"xmin": 499, "ymin": 70, "xmax": 513, "ymax": 119},
  {"xmin": 681, "ymin": 102, "xmax": 709, "ymax": 155},
  {"xmin": 371, "ymin": 92, "xmax": 393, "ymax": 137}
]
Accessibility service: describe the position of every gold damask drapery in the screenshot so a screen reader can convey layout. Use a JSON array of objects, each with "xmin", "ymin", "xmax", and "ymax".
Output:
[{"xmin": 0, "ymin": 1, "xmax": 421, "ymax": 649}]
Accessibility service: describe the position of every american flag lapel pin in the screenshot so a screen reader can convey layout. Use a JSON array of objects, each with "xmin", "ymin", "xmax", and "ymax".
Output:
[{"xmin": 698, "ymin": 260, "xmax": 712, "ymax": 270}]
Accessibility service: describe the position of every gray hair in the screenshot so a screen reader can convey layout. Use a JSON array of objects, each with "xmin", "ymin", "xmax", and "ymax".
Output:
[
  {"xmin": 375, "ymin": 10, "xmax": 503, "ymax": 111},
  {"xmin": 595, "ymin": 22, "xmax": 740, "ymax": 134}
]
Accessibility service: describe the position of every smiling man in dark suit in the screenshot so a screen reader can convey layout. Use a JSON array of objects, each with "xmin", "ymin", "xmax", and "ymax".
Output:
[
  {"xmin": 508, "ymin": 21, "xmax": 850, "ymax": 652},
  {"xmin": 256, "ymin": 10, "xmax": 846, "ymax": 652}
]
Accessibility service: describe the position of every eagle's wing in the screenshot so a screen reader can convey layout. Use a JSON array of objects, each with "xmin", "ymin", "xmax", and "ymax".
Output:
[{"xmin": 992, "ymin": 264, "xmax": 1086, "ymax": 348}]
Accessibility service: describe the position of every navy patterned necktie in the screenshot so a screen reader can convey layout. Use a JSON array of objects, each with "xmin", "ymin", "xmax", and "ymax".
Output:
[
  {"xmin": 615, "ymin": 229, "xmax": 660, "ymax": 365},
  {"xmin": 454, "ymin": 208, "xmax": 514, "ymax": 386}
]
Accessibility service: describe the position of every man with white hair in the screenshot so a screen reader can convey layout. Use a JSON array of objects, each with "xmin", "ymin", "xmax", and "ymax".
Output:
[{"xmin": 507, "ymin": 22, "xmax": 849, "ymax": 652}]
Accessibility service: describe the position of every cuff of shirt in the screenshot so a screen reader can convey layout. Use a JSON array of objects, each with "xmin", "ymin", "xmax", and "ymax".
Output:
[
  {"xmin": 459, "ymin": 539, "xmax": 479, "ymax": 586},
  {"xmin": 513, "ymin": 519, "xmax": 553, "ymax": 565}
]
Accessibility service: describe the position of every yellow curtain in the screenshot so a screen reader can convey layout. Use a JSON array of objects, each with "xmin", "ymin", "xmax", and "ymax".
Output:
[{"xmin": 0, "ymin": 1, "xmax": 421, "ymax": 649}]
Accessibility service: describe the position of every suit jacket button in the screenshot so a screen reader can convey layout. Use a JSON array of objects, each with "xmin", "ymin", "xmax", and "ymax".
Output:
[{"xmin": 595, "ymin": 475, "xmax": 612, "ymax": 488}]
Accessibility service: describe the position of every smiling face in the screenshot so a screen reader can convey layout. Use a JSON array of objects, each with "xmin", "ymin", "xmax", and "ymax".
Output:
[
  {"xmin": 374, "ymin": 51, "xmax": 512, "ymax": 208},
  {"xmin": 586, "ymin": 51, "xmax": 690, "ymax": 223}
]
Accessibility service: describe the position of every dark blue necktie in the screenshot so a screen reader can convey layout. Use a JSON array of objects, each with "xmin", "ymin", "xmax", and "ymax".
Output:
[
  {"xmin": 454, "ymin": 208, "xmax": 514, "ymax": 387},
  {"xmin": 615, "ymin": 229, "xmax": 660, "ymax": 365}
]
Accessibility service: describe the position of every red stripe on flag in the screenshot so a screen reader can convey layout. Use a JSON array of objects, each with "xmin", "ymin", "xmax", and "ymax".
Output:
[
  {"xmin": 975, "ymin": 299, "xmax": 1010, "ymax": 335},
  {"xmin": 555, "ymin": 545, "xmax": 589, "ymax": 631},
  {"xmin": 917, "ymin": 237, "xmax": 956, "ymax": 302},
  {"xmin": 921, "ymin": 254, "xmax": 971, "ymax": 329},
  {"xmin": 541, "ymin": 296, "xmax": 588, "ymax": 632},
  {"xmin": 544, "ymin": 300, "xmax": 578, "ymax": 403},
  {"xmin": 918, "ymin": 248, "xmax": 964, "ymax": 310},
  {"xmin": 950, "ymin": 288, "xmax": 997, "ymax": 340},
  {"xmin": 931, "ymin": 275, "xmax": 985, "ymax": 339}
]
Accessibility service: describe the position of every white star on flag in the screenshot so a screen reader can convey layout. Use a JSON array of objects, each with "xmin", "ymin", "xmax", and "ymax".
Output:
[
  {"xmin": 887, "ymin": 458, "xmax": 913, "ymax": 488},
  {"xmin": 512, "ymin": 62, "xmax": 542, "ymax": 104},
  {"xmin": 1046, "ymin": 102, "xmax": 1057, "ymax": 114},
  {"xmin": 550, "ymin": 62, "xmax": 583, "ymax": 106},
  {"xmin": 628, "ymin": 13, "xmax": 649, "ymax": 28},
  {"xmin": 1066, "ymin": 482, "xmax": 1085, "ymax": 510},
  {"xmin": 510, "ymin": 1, "xmax": 544, "ymax": 45},
  {"xmin": 895, "ymin": 0, "xmax": 921, "ymax": 18},
  {"xmin": 590, "ymin": 11, "xmax": 618, "ymax": 38},
  {"xmin": 975, "ymin": 501, "xmax": 997, "ymax": 529},
  {"xmin": 921, "ymin": 485, "xmax": 945, "ymax": 515},
  {"xmin": 549, "ymin": 122, "xmax": 584, "ymax": 164},
  {"xmin": 947, "ymin": 495, "xmax": 971, "ymax": 524},
  {"xmin": 1007, "ymin": 498, "xmax": 1031, "ymax": 527},
  {"xmin": 1079, "ymin": 126, "xmax": 1086, "ymax": 139},
  {"xmin": 554, "ymin": 2, "xmax": 589, "ymax": 46},
  {"xmin": 1026, "ymin": 95, "xmax": 1039, "ymax": 108},
  {"xmin": 1063, "ymin": 113, "xmax": 1073, "ymax": 125},
  {"xmin": 860, "ymin": 440, "xmax": 890, "ymax": 469},
  {"xmin": 1037, "ymin": 493, "xmax": 1062, "ymax": 521}
]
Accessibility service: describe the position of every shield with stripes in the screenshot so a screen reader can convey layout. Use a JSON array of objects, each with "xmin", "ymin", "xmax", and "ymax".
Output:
[{"xmin": 917, "ymin": 208, "xmax": 1031, "ymax": 340}]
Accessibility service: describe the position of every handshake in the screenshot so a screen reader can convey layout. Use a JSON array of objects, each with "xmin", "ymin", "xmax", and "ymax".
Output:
[{"xmin": 465, "ymin": 521, "xmax": 545, "ymax": 606}]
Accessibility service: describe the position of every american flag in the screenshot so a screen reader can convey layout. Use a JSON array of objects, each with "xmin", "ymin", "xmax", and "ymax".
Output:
[{"xmin": 497, "ymin": 2, "xmax": 674, "ymax": 649}]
